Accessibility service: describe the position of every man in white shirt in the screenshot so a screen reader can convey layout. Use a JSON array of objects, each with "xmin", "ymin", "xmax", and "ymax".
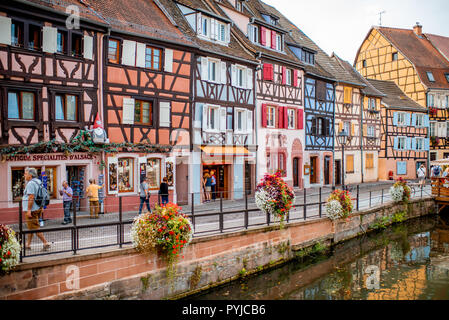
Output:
[{"xmin": 417, "ymin": 164, "xmax": 426, "ymax": 187}]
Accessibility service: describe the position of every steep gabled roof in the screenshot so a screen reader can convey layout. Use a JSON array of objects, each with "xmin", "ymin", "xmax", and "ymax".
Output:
[
  {"xmin": 330, "ymin": 53, "xmax": 367, "ymax": 88},
  {"xmin": 426, "ymin": 33, "xmax": 449, "ymax": 63},
  {"xmin": 367, "ymin": 79, "xmax": 426, "ymax": 112},
  {"xmin": 374, "ymin": 26, "xmax": 449, "ymax": 90}
]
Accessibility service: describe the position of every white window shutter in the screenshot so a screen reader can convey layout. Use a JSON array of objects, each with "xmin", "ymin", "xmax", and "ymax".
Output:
[
  {"xmin": 108, "ymin": 157, "xmax": 118, "ymax": 195},
  {"xmin": 201, "ymin": 57, "xmax": 208, "ymax": 80},
  {"xmin": 226, "ymin": 23, "xmax": 230, "ymax": 43},
  {"xmin": 220, "ymin": 107, "xmax": 227, "ymax": 132},
  {"xmin": 247, "ymin": 110, "xmax": 253, "ymax": 141},
  {"xmin": 246, "ymin": 68, "xmax": 253, "ymax": 89},
  {"xmin": 247, "ymin": 23, "xmax": 253, "ymax": 40},
  {"xmin": 196, "ymin": 12, "xmax": 202, "ymax": 34},
  {"xmin": 441, "ymin": 122, "xmax": 448, "ymax": 137},
  {"xmin": 42, "ymin": 26, "xmax": 57, "ymax": 53},
  {"xmin": 234, "ymin": 109, "xmax": 239, "ymax": 132},
  {"xmin": 207, "ymin": 18, "xmax": 211, "ymax": 38},
  {"xmin": 164, "ymin": 48, "xmax": 173, "ymax": 73},
  {"xmin": 214, "ymin": 108, "xmax": 220, "ymax": 131},
  {"xmin": 135, "ymin": 42, "xmax": 146, "ymax": 68},
  {"xmin": 122, "ymin": 40, "xmax": 136, "ymax": 66},
  {"xmin": 231, "ymin": 64, "xmax": 237, "ymax": 87},
  {"xmin": 83, "ymin": 35, "xmax": 93, "ymax": 60},
  {"xmin": 122, "ymin": 98, "xmax": 135, "ymax": 124},
  {"xmin": 0, "ymin": 16, "xmax": 11, "ymax": 45},
  {"xmin": 221, "ymin": 61, "xmax": 227, "ymax": 84},
  {"xmin": 211, "ymin": 19, "xmax": 216, "ymax": 40},
  {"xmin": 159, "ymin": 102, "xmax": 171, "ymax": 127},
  {"xmin": 202, "ymin": 105, "xmax": 208, "ymax": 130},
  {"xmin": 242, "ymin": 110, "xmax": 247, "ymax": 133}
]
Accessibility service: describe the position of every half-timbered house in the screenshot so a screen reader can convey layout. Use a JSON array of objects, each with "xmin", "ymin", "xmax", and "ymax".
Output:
[
  {"xmin": 0, "ymin": 0, "xmax": 108, "ymax": 221},
  {"xmin": 214, "ymin": 0, "xmax": 305, "ymax": 189},
  {"xmin": 159, "ymin": 0, "xmax": 258, "ymax": 203},
  {"xmin": 367, "ymin": 79, "xmax": 429, "ymax": 180},
  {"xmin": 87, "ymin": 0, "xmax": 196, "ymax": 208},
  {"xmin": 355, "ymin": 24, "xmax": 449, "ymax": 163}
]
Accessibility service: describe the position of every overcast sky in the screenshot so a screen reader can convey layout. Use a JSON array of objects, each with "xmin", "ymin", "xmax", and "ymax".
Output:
[{"xmin": 263, "ymin": 0, "xmax": 449, "ymax": 65}]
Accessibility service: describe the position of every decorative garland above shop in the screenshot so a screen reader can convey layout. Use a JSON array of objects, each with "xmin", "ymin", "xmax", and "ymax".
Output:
[{"xmin": 0, "ymin": 130, "xmax": 172, "ymax": 161}]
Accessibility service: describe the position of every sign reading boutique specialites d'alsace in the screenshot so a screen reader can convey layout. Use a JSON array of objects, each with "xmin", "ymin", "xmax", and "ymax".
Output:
[{"xmin": 5, "ymin": 153, "xmax": 96, "ymax": 162}]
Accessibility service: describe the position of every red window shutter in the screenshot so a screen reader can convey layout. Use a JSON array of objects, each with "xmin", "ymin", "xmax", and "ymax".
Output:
[
  {"xmin": 271, "ymin": 30, "xmax": 276, "ymax": 49},
  {"xmin": 277, "ymin": 107, "xmax": 282, "ymax": 128},
  {"xmin": 297, "ymin": 109, "xmax": 304, "ymax": 129},
  {"xmin": 282, "ymin": 66, "xmax": 287, "ymax": 85},
  {"xmin": 293, "ymin": 69, "xmax": 298, "ymax": 87},
  {"xmin": 260, "ymin": 26, "xmax": 266, "ymax": 46},
  {"xmin": 269, "ymin": 64, "xmax": 273, "ymax": 81},
  {"xmin": 261, "ymin": 104, "xmax": 267, "ymax": 128},
  {"xmin": 284, "ymin": 107, "xmax": 289, "ymax": 129},
  {"xmin": 263, "ymin": 63, "xmax": 273, "ymax": 81}
]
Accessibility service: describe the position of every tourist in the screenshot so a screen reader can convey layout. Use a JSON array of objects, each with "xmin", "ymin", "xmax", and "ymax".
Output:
[
  {"xmin": 139, "ymin": 177, "xmax": 151, "ymax": 214},
  {"xmin": 417, "ymin": 164, "xmax": 426, "ymax": 187},
  {"xmin": 86, "ymin": 179, "xmax": 103, "ymax": 219},
  {"xmin": 203, "ymin": 172, "xmax": 212, "ymax": 202},
  {"xmin": 210, "ymin": 170, "xmax": 217, "ymax": 202},
  {"xmin": 23, "ymin": 167, "xmax": 51, "ymax": 251},
  {"xmin": 432, "ymin": 165, "xmax": 442, "ymax": 178},
  {"xmin": 60, "ymin": 181, "xmax": 73, "ymax": 225},
  {"xmin": 159, "ymin": 177, "xmax": 169, "ymax": 205}
]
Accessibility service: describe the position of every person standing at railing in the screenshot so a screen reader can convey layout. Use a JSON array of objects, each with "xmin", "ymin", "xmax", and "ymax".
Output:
[
  {"xmin": 86, "ymin": 179, "xmax": 104, "ymax": 219},
  {"xmin": 210, "ymin": 170, "xmax": 217, "ymax": 202},
  {"xmin": 139, "ymin": 177, "xmax": 151, "ymax": 214},
  {"xmin": 23, "ymin": 167, "xmax": 51, "ymax": 251},
  {"xmin": 60, "ymin": 181, "xmax": 73, "ymax": 225},
  {"xmin": 159, "ymin": 177, "xmax": 169, "ymax": 205}
]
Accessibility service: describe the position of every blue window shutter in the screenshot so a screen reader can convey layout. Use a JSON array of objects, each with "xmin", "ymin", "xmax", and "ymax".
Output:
[
  {"xmin": 405, "ymin": 113, "xmax": 411, "ymax": 126},
  {"xmin": 393, "ymin": 112, "xmax": 398, "ymax": 126},
  {"xmin": 397, "ymin": 161, "xmax": 407, "ymax": 175},
  {"xmin": 406, "ymin": 137, "xmax": 412, "ymax": 150},
  {"xmin": 393, "ymin": 137, "xmax": 398, "ymax": 150},
  {"xmin": 411, "ymin": 114, "xmax": 417, "ymax": 127},
  {"xmin": 425, "ymin": 138, "xmax": 430, "ymax": 151},
  {"xmin": 424, "ymin": 115, "xmax": 430, "ymax": 127},
  {"xmin": 411, "ymin": 138, "xmax": 416, "ymax": 151}
]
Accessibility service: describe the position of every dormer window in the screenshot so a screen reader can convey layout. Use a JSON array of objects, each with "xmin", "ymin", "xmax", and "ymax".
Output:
[
  {"xmin": 261, "ymin": 14, "xmax": 277, "ymax": 26},
  {"xmin": 235, "ymin": 0, "xmax": 243, "ymax": 12},
  {"xmin": 427, "ymin": 71, "xmax": 435, "ymax": 82}
]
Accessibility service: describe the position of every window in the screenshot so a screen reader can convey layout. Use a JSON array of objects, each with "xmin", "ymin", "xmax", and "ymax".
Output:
[
  {"xmin": 344, "ymin": 121, "xmax": 351, "ymax": 136},
  {"xmin": 279, "ymin": 153, "xmax": 284, "ymax": 172},
  {"xmin": 428, "ymin": 94, "xmax": 435, "ymax": 107},
  {"xmin": 362, "ymin": 60, "xmax": 367, "ymax": 68},
  {"xmin": 145, "ymin": 158, "xmax": 161, "ymax": 190},
  {"xmin": 208, "ymin": 59, "xmax": 218, "ymax": 82},
  {"xmin": 397, "ymin": 137, "xmax": 407, "ymax": 150},
  {"xmin": 8, "ymin": 91, "xmax": 35, "ymax": 120},
  {"xmin": 55, "ymin": 94, "xmax": 77, "ymax": 121},
  {"xmin": 392, "ymin": 52, "xmax": 398, "ymax": 61},
  {"xmin": 218, "ymin": 22, "xmax": 226, "ymax": 42},
  {"xmin": 445, "ymin": 73, "xmax": 449, "ymax": 83},
  {"xmin": 369, "ymin": 98, "xmax": 377, "ymax": 110},
  {"xmin": 286, "ymin": 69, "xmax": 292, "ymax": 86},
  {"xmin": 202, "ymin": 17, "xmax": 209, "ymax": 37},
  {"xmin": 430, "ymin": 152, "xmax": 437, "ymax": 161},
  {"xmin": 227, "ymin": 107, "xmax": 233, "ymax": 130},
  {"xmin": 427, "ymin": 71, "xmax": 435, "ymax": 82},
  {"xmin": 11, "ymin": 166, "xmax": 57, "ymax": 201},
  {"xmin": 346, "ymin": 155, "xmax": 354, "ymax": 173},
  {"xmin": 266, "ymin": 153, "xmax": 271, "ymax": 171},
  {"xmin": 416, "ymin": 138, "xmax": 424, "ymax": 151},
  {"xmin": 397, "ymin": 112, "xmax": 407, "ymax": 126},
  {"xmin": 236, "ymin": 66, "xmax": 246, "ymax": 87},
  {"xmin": 56, "ymin": 30, "xmax": 67, "ymax": 54},
  {"xmin": 249, "ymin": 25, "xmax": 258, "ymax": 43},
  {"xmin": 145, "ymin": 46, "xmax": 161, "ymax": 70},
  {"xmin": 207, "ymin": 106, "xmax": 219, "ymax": 130},
  {"xmin": 416, "ymin": 114, "xmax": 425, "ymax": 127},
  {"xmin": 318, "ymin": 117, "xmax": 326, "ymax": 136},
  {"xmin": 303, "ymin": 50, "xmax": 315, "ymax": 65},
  {"xmin": 134, "ymin": 100, "xmax": 152, "ymax": 125},
  {"xmin": 28, "ymin": 24, "xmax": 41, "ymax": 51},
  {"xmin": 367, "ymin": 125, "xmax": 375, "ymax": 137},
  {"xmin": 11, "ymin": 20, "xmax": 24, "ymax": 47},
  {"xmin": 71, "ymin": 32, "xmax": 82, "ymax": 57},
  {"xmin": 108, "ymin": 39, "xmax": 120, "ymax": 63},
  {"xmin": 118, "ymin": 158, "xmax": 134, "ymax": 193},
  {"xmin": 447, "ymin": 121, "xmax": 449, "ymax": 138},
  {"xmin": 236, "ymin": 0, "xmax": 242, "ymax": 11},
  {"xmin": 267, "ymin": 106, "xmax": 276, "ymax": 128},
  {"xmin": 430, "ymin": 121, "xmax": 437, "ymax": 136},
  {"xmin": 276, "ymin": 34, "xmax": 282, "ymax": 51},
  {"xmin": 365, "ymin": 154, "xmax": 374, "ymax": 169},
  {"xmin": 287, "ymin": 109, "xmax": 295, "ymax": 129}
]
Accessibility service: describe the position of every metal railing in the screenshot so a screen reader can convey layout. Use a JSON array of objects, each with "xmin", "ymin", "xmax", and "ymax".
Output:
[{"xmin": 11, "ymin": 182, "xmax": 431, "ymax": 261}]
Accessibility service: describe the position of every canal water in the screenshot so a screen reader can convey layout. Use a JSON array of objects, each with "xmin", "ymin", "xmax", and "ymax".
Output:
[{"xmin": 188, "ymin": 214, "xmax": 449, "ymax": 300}]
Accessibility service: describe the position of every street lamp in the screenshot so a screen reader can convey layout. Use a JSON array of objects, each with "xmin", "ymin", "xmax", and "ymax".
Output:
[{"xmin": 337, "ymin": 129, "xmax": 350, "ymax": 189}]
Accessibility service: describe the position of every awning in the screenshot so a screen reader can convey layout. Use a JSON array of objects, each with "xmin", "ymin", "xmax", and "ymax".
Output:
[
  {"xmin": 431, "ymin": 158, "xmax": 449, "ymax": 166},
  {"xmin": 200, "ymin": 146, "xmax": 250, "ymax": 156}
]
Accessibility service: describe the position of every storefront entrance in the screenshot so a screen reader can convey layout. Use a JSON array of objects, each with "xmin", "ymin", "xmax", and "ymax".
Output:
[
  {"xmin": 310, "ymin": 156, "xmax": 318, "ymax": 184},
  {"xmin": 66, "ymin": 166, "xmax": 86, "ymax": 210},
  {"xmin": 203, "ymin": 165, "xmax": 229, "ymax": 199}
]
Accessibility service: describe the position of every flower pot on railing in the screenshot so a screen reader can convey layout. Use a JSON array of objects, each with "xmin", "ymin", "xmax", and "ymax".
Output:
[
  {"xmin": 389, "ymin": 178, "xmax": 411, "ymax": 204},
  {"xmin": 325, "ymin": 189, "xmax": 353, "ymax": 222},
  {"xmin": 0, "ymin": 224, "xmax": 21, "ymax": 276}
]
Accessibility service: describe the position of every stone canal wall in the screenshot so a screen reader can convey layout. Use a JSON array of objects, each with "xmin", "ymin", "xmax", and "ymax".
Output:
[{"xmin": 0, "ymin": 197, "xmax": 436, "ymax": 300}]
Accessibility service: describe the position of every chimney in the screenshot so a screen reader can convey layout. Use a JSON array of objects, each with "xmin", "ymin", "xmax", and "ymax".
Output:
[{"xmin": 413, "ymin": 22, "xmax": 422, "ymax": 36}]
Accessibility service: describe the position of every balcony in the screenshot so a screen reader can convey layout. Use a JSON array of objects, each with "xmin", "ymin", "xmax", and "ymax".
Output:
[{"xmin": 196, "ymin": 130, "xmax": 252, "ymax": 146}]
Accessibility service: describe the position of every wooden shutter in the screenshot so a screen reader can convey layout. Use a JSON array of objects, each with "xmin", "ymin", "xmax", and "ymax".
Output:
[
  {"xmin": 297, "ymin": 109, "xmax": 303, "ymax": 130},
  {"xmin": 346, "ymin": 155, "xmax": 354, "ymax": 173},
  {"xmin": 135, "ymin": 42, "xmax": 146, "ymax": 68},
  {"xmin": 122, "ymin": 98, "xmax": 135, "ymax": 124},
  {"xmin": 338, "ymin": 122, "xmax": 343, "ymax": 133},
  {"xmin": 122, "ymin": 40, "xmax": 136, "ymax": 66},
  {"xmin": 284, "ymin": 107, "xmax": 289, "ymax": 129},
  {"xmin": 425, "ymin": 138, "xmax": 430, "ymax": 151},
  {"xmin": 351, "ymin": 123, "xmax": 355, "ymax": 136},
  {"xmin": 202, "ymin": 105, "xmax": 208, "ymax": 130},
  {"xmin": 393, "ymin": 112, "xmax": 398, "ymax": 126},
  {"xmin": 293, "ymin": 70, "xmax": 298, "ymax": 87},
  {"xmin": 221, "ymin": 61, "xmax": 227, "ymax": 84},
  {"xmin": 246, "ymin": 68, "xmax": 253, "ymax": 89},
  {"xmin": 282, "ymin": 66, "xmax": 287, "ymax": 85},
  {"xmin": 196, "ymin": 12, "xmax": 202, "ymax": 34},
  {"xmin": 268, "ymin": 64, "xmax": 273, "ymax": 81},
  {"xmin": 164, "ymin": 48, "xmax": 173, "ymax": 72},
  {"xmin": 325, "ymin": 119, "xmax": 330, "ymax": 136},
  {"xmin": 363, "ymin": 125, "xmax": 368, "ymax": 137},
  {"xmin": 311, "ymin": 117, "xmax": 317, "ymax": 135},
  {"xmin": 277, "ymin": 107, "xmax": 282, "ymax": 128},
  {"xmin": 83, "ymin": 35, "xmax": 93, "ymax": 60},
  {"xmin": 159, "ymin": 102, "xmax": 171, "ymax": 127},
  {"xmin": 219, "ymin": 107, "xmax": 227, "ymax": 132},
  {"xmin": 231, "ymin": 64, "xmax": 237, "ymax": 86},
  {"xmin": 42, "ymin": 26, "xmax": 58, "ymax": 53},
  {"xmin": 316, "ymin": 80, "xmax": 326, "ymax": 101},
  {"xmin": 0, "ymin": 16, "xmax": 11, "ymax": 45},
  {"xmin": 226, "ymin": 23, "xmax": 230, "ymax": 43},
  {"xmin": 201, "ymin": 57, "xmax": 208, "ymax": 80},
  {"xmin": 271, "ymin": 30, "xmax": 276, "ymax": 49},
  {"xmin": 260, "ymin": 26, "xmax": 266, "ymax": 45},
  {"xmin": 247, "ymin": 23, "xmax": 253, "ymax": 41},
  {"xmin": 406, "ymin": 137, "xmax": 412, "ymax": 150},
  {"xmin": 210, "ymin": 19, "xmax": 216, "ymax": 40},
  {"xmin": 261, "ymin": 104, "xmax": 267, "ymax": 128},
  {"xmin": 247, "ymin": 110, "xmax": 253, "ymax": 144},
  {"xmin": 405, "ymin": 113, "xmax": 411, "ymax": 126},
  {"xmin": 344, "ymin": 87, "xmax": 352, "ymax": 104},
  {"xmin": 393, "ymin": 137, "xmax": 399, "ymax": 150},
  {"xmin": 411, "ymin": 114, "xmax": 417, "ymax": 127},
  {"xmin": 411, "ymin": 138, "xmax": 417, "ymax": 151}
]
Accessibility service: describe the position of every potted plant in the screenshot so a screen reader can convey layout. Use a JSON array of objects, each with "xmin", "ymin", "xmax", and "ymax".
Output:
[
  {"xmin": 429, "ymin": 107, "xmax": 438, "ymax": 116},
  {"xmin": 0, "ymin": 224, "xmax": 21, "ymax": 276},
  {"xmin": 325, "ymin": 189, "xmax": 353, "ymax": 221},
  {"xmin": 131, "ymin": 203, "xmax": 193, "ymax": 282},
  {"xmin": 255, "ymin": 171, "xmax": 295, "ymax": 229},
  {"xmin": 389, "ymin": 178, "xmax": 411, "ymax": 203}
]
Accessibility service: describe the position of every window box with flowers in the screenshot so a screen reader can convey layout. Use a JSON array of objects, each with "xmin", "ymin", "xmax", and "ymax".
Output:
[
  {"xmin": 429, "ymin": 107, "xmax": 438, "ymax": 117},
  {"xmin": 430, "ymin": 136, "xmax": 440, "ymax": 146}
]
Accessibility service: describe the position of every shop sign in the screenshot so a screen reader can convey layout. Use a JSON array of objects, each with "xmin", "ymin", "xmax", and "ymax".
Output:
[{"xmin": 5, "ymin": 153, "xmax": 95, "ymax": 162}]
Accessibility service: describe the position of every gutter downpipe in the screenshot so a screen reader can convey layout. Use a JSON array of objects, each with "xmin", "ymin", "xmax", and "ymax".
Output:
[
  {"xmin": 332, "ymin": 83, "xmax": 336, "ymax": 188},
  {"xmin": 360, "ymin": 96, "xmax": 365, "ymax": 184}
]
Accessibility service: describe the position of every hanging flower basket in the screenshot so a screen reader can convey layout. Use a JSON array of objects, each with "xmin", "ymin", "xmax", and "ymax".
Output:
[
  {"xmin": 325, "ymin": 189, "xmax": 353, "ymax": 221},
  {"xmin": 131, "ymin": 203, "xmax": 193, "ymax": 282},
  {"xmin": 389, "ymin": 178, "xmax": 411, "ymax": 203},
  {"xmin": 429, "ymin": 107, "xmax": 438, "ymax": 116},
  {"xmin": 0, "ymin": 224, "xmax": 21, "ymax": 276},
  {"xmin": 255, "ymin": 171, "xmax": 295, "ymax": 229}
]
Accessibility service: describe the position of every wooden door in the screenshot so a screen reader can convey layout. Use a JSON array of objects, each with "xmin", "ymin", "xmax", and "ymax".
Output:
[
  {"xmin": 324, "ymin": 156, "xmax": 331, "ymax": 185},
  {"xmin": 293, "ymin": 158, "xmax": 299, "ymax": 187},
  {"xmin": 310, "ymin": 157, "xmax": 318, "ymax": 184},
  {"xmin": 335, "ymin": 160, "xmax": 342, "ymax": 185}
]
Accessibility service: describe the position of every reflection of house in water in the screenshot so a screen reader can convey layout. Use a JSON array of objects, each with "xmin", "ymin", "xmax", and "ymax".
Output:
[{"xmin": 431, "ymin": 217, "xmax": 449, "ymax": 254}]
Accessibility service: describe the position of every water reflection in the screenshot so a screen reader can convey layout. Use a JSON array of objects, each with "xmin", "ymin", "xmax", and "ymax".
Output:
[{"xmin": 189, "ymin": 214, "xmax": 449, "ymax": 300}]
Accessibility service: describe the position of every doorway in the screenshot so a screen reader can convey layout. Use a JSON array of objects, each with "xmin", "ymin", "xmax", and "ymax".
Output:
[
  {"xmin": 245, "ymin": 161, "xmax": 252, "ymax": 195},
  {"xmin": 335, "ymin": 160, "xmax": 342, "ymax": 185},
  {"xmin": 324, "ymin": 156, "xmax": 331, "ymax": 185},
  {"xmin": 310, "ymin": 156, "xmax": 318, "ymax": 184},
  {"xmin": 293, "ymin": 157, "xmax": 302, "ymax": 188},
  {"xmin": 66, "ymin": 166, "xmax": 86, "ymax": 211},
  {"xmin": 203, "ymin": 165, "xmax": 229, "ymax": 199}
]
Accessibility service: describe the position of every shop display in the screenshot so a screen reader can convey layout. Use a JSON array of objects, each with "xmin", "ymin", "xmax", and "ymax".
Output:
[{"xmin": 118, "ymin": 158, "xmax": 133, "ymax": 193}]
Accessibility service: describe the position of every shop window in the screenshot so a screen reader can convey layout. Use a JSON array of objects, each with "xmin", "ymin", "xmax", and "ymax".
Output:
[
  {"xmin": 108, "ymin": 39, "xmax": 120, "ymax": 63},
  {"xmin": 166, "ymin": 160, "xmax": 174, "ymax": 187},
  {"xmin": 55, "ymin": 94, "xmax": 78, "ymax": 121},
  {"xmin": 145, "ymin": 158, "xmax": 161, "ymax": 190},
  {"xmin": 118, "ymin": 158, "xmax": 134, "ymax": 193},
  {"xmin": 145, "ymin": 46, "xmax": 161, "ymax": 70},
  {"xmin": 11, "ymin": 166, "xmax": 56, "ymax": 201},
  {"xmin": 134, "ymin": 100, "xmax": 152, "ymax": 125},
  {"xmin": 71, "ymin": 32, "xmax": 82, "ymax": 57},
  {"xmin": 8, "ymin": 91, "xmax": 35, "ymax": 120},
  {"xmin": 108, "ymin": 162, "xmax": 118, "ymax": 193}
]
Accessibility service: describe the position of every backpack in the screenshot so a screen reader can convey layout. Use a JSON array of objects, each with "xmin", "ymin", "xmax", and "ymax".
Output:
[
  {"xmin": 32, "ymin": 179, "xmax": 50, "ymax": 208},
  {"xmin": 433, "ymin": 166, "xmax": 441, "ymax": 176}
]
